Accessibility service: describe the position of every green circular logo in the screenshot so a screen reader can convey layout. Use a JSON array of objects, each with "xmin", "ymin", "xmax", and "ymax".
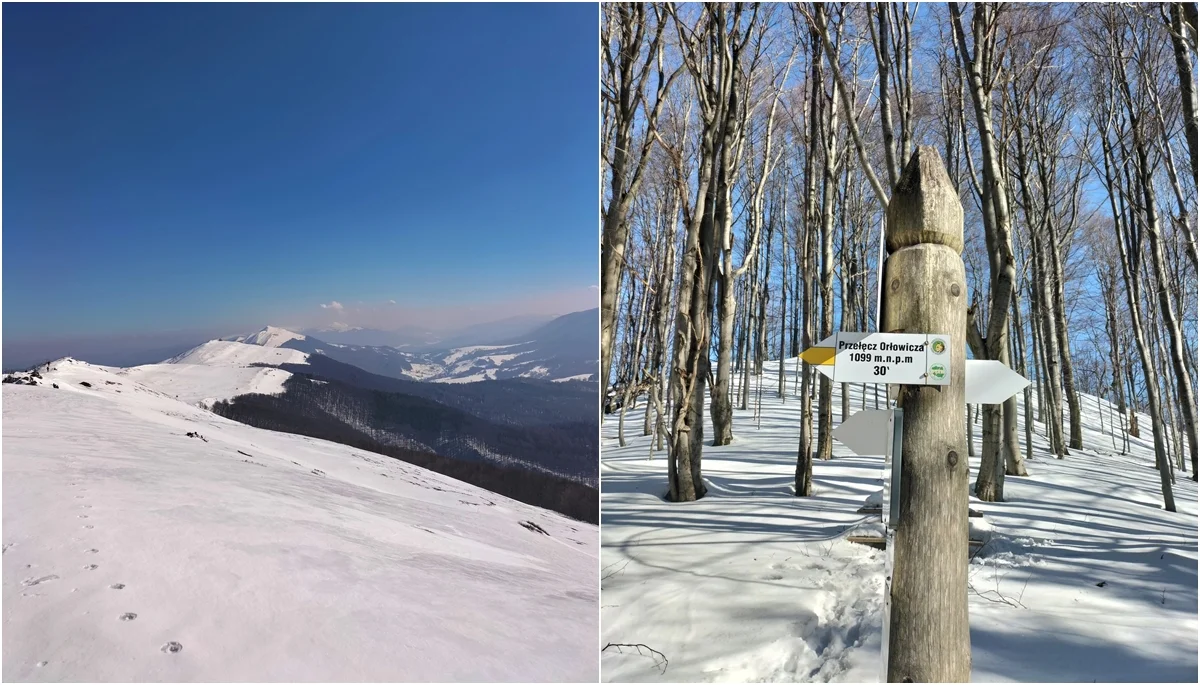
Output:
[
  {"xmin": 931, "ymin": 339, "xmax": 947, "ymax": 355},
  {"xmin": 930, "ymin": 363, "xmax": 947, "ymax": 380}
]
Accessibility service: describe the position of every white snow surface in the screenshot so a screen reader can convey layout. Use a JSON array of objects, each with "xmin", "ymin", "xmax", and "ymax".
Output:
[
  {"xmin": 522, "ymin": 366, "xmax": 551, "ymax": 379},
  {"xmin": 241, "ymin": 326, "xmax": 306, "ymax": 348},
  {"xmin": 431, "ymin": 372, "xmax": 491, "ymax": 384},
  {"xmin": 116, "ymin": 339, "xmax": 311, "ymax": 407},
  {"xmin": 403, "ymin": 363, "xmax": 443, "ymax": 381},
  {"xmin": 480, "ymin": 353, "xmax": 521, "ymax": 365},
  {"xmin": 601, "ymin": 357, "xmax": 1197, "ymax": 683},
  {"xmin": 165, "ymin": 340, "xmax": 307, "ymax": 368},
  {"xmin": 441, "ymin": 344, "xmax": 519, "ymax": 366},
  {"xmin": 3, "ymin": 360, "xmax": 598, "ymax": 682},
  {"xmin": 553, "ymin": 375, "xmax": 594, "ymax": 383},
  {"xmin": 119, "ymin": 363, "xmax": 294, "ymax": 407}
]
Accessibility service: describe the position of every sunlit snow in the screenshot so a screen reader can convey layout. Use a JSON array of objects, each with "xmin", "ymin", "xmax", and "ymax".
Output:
[
  {"xmin": 3, "ymin": 360, "xmax": 597, "ymax": 681},
  {"xmin": 601, "ymin": 357, "xmax": 1196, "ymax": 683}
]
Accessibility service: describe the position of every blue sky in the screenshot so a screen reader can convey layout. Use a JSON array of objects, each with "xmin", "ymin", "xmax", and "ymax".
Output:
[{"xmin": 3, "ymin": 2, "xmax": 596, "ymax": 343}]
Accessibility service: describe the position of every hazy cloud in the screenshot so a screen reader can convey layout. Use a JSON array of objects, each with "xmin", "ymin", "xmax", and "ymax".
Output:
[{"xmin": 291, "ymin": 287, "xmax": 597, "ymax": 334}]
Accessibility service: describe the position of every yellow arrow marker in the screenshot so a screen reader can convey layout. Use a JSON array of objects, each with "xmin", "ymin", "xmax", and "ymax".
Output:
[{"xmin": 800, "ymin": 345, "xmax": 836, "ymax": 366}]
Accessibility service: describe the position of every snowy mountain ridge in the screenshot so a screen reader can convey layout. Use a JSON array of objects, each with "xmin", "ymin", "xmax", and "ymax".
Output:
[
  {"xmin": 4, "ymin": 332, "xmax": 597, "ymax": 488},
  {"xmin": 2, "ymin": 360, "xmax": 597, "ymax": 681},
  {"xmin": 218, "ymin": 311, "xmax": 598, "ymax": 383}
]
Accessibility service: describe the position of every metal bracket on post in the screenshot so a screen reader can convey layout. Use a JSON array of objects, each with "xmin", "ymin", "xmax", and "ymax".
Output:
[
  {"xmin": 880, "ymin": 407, "xmax": 903, "ymax": 683},
  {"xmin": 888, "ymin": 408, "xmax": 904, "ymax": 528}
]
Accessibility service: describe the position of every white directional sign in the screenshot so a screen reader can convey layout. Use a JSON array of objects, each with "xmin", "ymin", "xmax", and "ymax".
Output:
[
  {"xmin": 801, "ymin": 332, "xmax": 951, "ymax": 385},
  {"xmin": 833, "ymin": 408, "xmax": 904, "ymax": 527},
  {"xmin": 965, "ymin": 359, "xmax": 1031, "ymax": 404},
  {"xmin": 833, "ymin": 409, "xmax": 892, "ymax": 456},
  {"xmin": 802, "ymin": 334, "xmax": 1031, "ymax": 405}
]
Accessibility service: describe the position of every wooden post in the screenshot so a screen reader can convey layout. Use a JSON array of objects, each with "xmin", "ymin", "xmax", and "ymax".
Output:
[{"xmin": 882, "ymin": 147, "xmax": 970, "ymax": 682}]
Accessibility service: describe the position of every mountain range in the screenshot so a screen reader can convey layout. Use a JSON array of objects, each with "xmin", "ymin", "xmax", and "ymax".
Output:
[
  {"xmin": 225, "ymin": 308, "xmax": 597, "ymax": 384},
  {"xmin": 4, "ymin": 308, "xmax": 599, "ymax": 519}
]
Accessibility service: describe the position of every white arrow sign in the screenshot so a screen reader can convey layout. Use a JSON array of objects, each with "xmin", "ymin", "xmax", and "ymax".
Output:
[
  {"xmin": 964, "ymin": 359, "xmax": 1031, "ymax": 405},
  {"xmin": 833, "ymin": 409, "xmax": 892, "ymax": 456},
  {"xmin": 802, "ymin": 335, "xmax": 1029, "ymax": 405}
]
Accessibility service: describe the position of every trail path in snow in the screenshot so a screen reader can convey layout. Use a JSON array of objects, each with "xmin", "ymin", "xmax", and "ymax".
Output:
[{"xmin": 600, "ymin": 358, "xmax": 1196, "ymax": 682}]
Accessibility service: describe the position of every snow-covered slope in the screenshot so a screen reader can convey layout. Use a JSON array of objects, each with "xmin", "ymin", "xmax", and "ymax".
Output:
[
  {"xmin": 3, "ymin": 360, "xmax": 597, "ymax": 681},
  {"xmin": 165, "ymin": 340, "xmax": 307, "ymax": 367},
  {"xmin": 119, "ymin": 363, "xmax": 293, "ymax": 408},
  {"xmin": 600, "ymin": 358, "xmax": 1197, "ymax": 682},
  {"xmin": 112, "ymin": 340, "xmax": 312, "ymax": 408},
  {"xmin": 241, "ymin": 325, "xmax": 306, "ymax": 348}
]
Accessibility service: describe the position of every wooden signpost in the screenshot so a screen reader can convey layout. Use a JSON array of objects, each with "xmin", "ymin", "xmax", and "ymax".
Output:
[{"xmin": 812, "ymin": 148, "xmax": 1033, "ymax": 682}]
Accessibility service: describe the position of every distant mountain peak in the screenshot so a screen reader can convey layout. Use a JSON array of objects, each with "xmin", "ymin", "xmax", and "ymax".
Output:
[
  {"xmin": 242, "ymin": 326, "xmax": 306, "ymax": 348},
  {"xmin": 314, "ymin": 322, "xmax": 363, "ymax": 333}
]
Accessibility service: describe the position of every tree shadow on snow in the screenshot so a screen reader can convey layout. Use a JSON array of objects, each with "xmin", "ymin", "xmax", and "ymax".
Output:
[{"xmin": 971, "ymin": 618, "xmax": 1197, "ymax": 683}]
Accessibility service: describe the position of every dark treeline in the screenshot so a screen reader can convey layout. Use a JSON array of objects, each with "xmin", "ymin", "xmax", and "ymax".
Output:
[
  {"xmin": 271, "ymin": 354, "xmax": 598, "ymax": 428},
  {"xmin": 227, "ymin": 372, "xmax": 596, "ymax": 481},
  {"xmin": 212, "ymin": 386, "xmax": 599, "ymax": 524}
]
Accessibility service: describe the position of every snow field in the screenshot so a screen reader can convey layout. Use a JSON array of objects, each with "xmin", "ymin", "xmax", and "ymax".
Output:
[
  {"xmin": 3, "ymin": 360, "xmax": 598, "ymax": 681},
  {"xmin": 600, "ymin": 357, "xmax": 1196, "ymax": 682}
]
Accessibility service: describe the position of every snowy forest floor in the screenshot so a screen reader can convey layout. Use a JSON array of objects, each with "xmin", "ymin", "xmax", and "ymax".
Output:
[{"xmin": 600, "ymin": 357, "xmax": 1197, "ymax": 683}]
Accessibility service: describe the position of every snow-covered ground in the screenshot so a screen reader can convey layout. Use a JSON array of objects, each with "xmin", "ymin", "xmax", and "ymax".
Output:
[
  {"xmin": 165, "ymin": 340, "xmax": 308, "ymax": 368},
  {"xmin": 442, "ymin": 344, "xmax": 520, "ymax": 366},
  {"xmin": 241, "ymin": 326, "xmax": 307, "ymax": 348},
  {"xmin": 554, "ymin": 375, "xmax": 594, "ymax": 383},
  {"xmin": 3, "ymin": 360, "xmax": 598, "ymax": 681},
  {"xmin": 600, "ymin": 358, "xmax": 1197, "ymax": 682},
  {"xmin": 114, "ymin": 340, "xmax": 310, "ymax": 407}
]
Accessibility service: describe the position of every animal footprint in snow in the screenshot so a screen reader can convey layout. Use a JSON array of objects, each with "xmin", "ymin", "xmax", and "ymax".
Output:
[
  {"xmin": 311, "ymin": 469, "xmax": 325, "ymax": 476},
  {"xmin": 160, "ymin": 641, "xmax": 183, "ymax": 654},
  {"xmin": 22, "ymin": 575, "xmax": 59, "ymax": 587},
  {"xmin": 119, "ymin": 613, "xmax": 137, "ymax": 621},
  {"xmin": 78, "ymin": 515, "xmax": 88, "ymax": 519},
  {"xmin": 2, "ymin": 543, "xmax": 12, "ymax": 554},
  {"xmin": 83, "ymin": 564, "xmax": 98, "ymax": 571},
  {"xmin": 110, "ymin": 583, "xmax": 125, "ymax": 590},
  {"xmin": 85, "ymin": 548, "xmax": 99, "ymax": 554},
  {"xmin": 762, "ymin": 573, "xmax": 785, "ymax": 581},
  {"xmin": 80, "ymin": 504, "xmax": 92, "ymax": 509}
]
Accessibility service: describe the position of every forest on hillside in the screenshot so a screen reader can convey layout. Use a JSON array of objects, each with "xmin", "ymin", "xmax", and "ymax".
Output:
[
  {"xmin": 211, "ymin": 378, "xmax": 599, "ymax": 523},
  {"xmin": 601, "ymin": 2, "xmax": 1198, "ymax": 510}
]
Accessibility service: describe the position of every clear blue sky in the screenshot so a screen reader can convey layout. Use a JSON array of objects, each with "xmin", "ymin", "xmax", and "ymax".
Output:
[{"xmin": 3, "ymin": 2, "xmax": 596, "ymax": 340}]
